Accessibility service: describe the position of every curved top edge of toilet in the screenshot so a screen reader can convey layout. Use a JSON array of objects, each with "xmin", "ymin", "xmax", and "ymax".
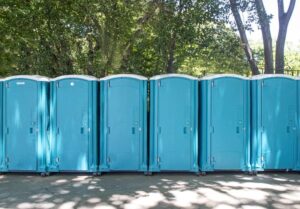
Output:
[
  {"xmin": 200, "ymin": 74, "xmax": 249, "ymax": 80},
  {"xmin": 251, "ymin": 74, "xmax": 297, "ymax": 80},
  {"xmin": 51, "ymin": 75, "xmax": 98, "ymax": 81},
  {"xmin": 100, "ymin": 74, "xmax": 148, "ymax": 81},
  {"xmin": 0, "ymin": 75, "xmax": 50, "ymax": 82},
  {"xmin": 150, "ymin": 74, "xmax": 198, "ymax": 80}
]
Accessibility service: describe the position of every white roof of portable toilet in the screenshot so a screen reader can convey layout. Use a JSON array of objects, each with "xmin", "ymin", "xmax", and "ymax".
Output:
[
  {"xmin": 100, "ymin": 74, "xmax": 147, "ymax": 81},
  {"xmin": 2, "ymin": 75, "xmax": 50, "ymax": 81},
  {"xmin": 52, "ymin": 75, "xmax": 98, "ymax": 81},
  {"xmin": 251, "ymin": 74, "xmax": 296, "ymax": 80},
  {"xmin": 150, "ymin": 74, "xmax": 198, "ymax": 80},
  {"xmin": 200, "ymin": 74, "xmax": 249, "ymax": 80}
]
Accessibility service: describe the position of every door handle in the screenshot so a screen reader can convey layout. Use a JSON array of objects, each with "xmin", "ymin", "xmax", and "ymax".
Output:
[
  {"xmin": 132, "ymin": 127, "xmax": 136, "ymax": 134},
  {"xmin": 236, "ymin": 126, "xmax": 240, "ymax": 134},
  {"xmin": 183, "ymin": 127, "xmax": 187, "ymax": 134},
  {"xmin": 287, "ymin": 126, "xmax": 290, "ymax": 133},
  {"xmin": 30, "ymin": 127, "xmax": 33, "ymax": 134},
  {"xmin": 81, "ymin": 127, "xmax": 84, "ymax": 134}
]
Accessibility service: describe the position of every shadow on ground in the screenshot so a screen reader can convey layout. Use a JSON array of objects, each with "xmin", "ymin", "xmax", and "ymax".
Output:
[{"xmin": 0, "ymin": 172, "xmax": 299, "ymax": 209}]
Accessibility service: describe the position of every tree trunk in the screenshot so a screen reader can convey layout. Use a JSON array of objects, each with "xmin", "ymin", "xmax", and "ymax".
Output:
[
  {"xmin": 275, "ymin": 0, "xmax": 296, "ymax": 74},
  {"xmin": 166, "ymin": 36, "xmax": 176, "ymax": 74},
  {"xmin": 87, "ymin": 36, "xmax": 95, "ymax": 75},
  {"xmin": 255, "ymin": 0, "xmax": 274, "ymax": 74},
  {"xmin": 229, "ymin": 0, "xmax": 260, "ymax": 75}
]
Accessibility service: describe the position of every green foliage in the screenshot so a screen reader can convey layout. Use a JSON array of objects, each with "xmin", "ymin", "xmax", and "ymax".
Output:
[{"xmin": 0, "ymin": 0, "xmax": 251, "ymax": 77}]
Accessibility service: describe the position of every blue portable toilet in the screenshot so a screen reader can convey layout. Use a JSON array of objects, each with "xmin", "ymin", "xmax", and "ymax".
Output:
[
  {"xmin": 251, "ymin": 75, "xmax": 298, "ymax": 172},
  {"xmin": 149, "ymin": 74, "xmax": 199, "ymax": 174},
  {"xmin": 0, "ymin": 75, "xmax": 49, "ymax": 175},
  {"xmin": 200, "ymin": 74, "xmax": 251, "ymax": 174},
  {"xmin": 49, "ymin": 75, "xmax": 98, "ymax": 173},
  {"xmin": 100, "ymin": 74, "xmax": 148, "ymax": 173}
]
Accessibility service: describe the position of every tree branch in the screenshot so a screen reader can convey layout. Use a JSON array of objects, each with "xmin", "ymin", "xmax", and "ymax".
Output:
[{"xmin": 285, "ymin": 0, "xmax": 296, "ymax": 23}]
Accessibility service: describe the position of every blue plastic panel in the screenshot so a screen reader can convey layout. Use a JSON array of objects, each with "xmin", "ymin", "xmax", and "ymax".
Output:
[
  {"xmin": 251, "ymin": 77, "xmax": 297, "ymax": 171},
  {"xmin": 200, "ymin": 76, "xmax": 250, "ymax": 172},
  {"xmin": 150, "ymin": 76, "xmax": 198, "ymax": 172},
  {"xmin": 0, "ymin": 78, "xmax": 48, "ymax": 172},
  {"xmin": 49, "ymin": 78, "xmax": 98, "ymax": 172},
  {"xmin": 297, "ymin": 80, "xmax": 300, "ymax": 171},
  {"xmin": 0, "ymin": 82, "xmax": 3, "ymax": 169},
  {"xmin": 100, "ymin": 76, "xmax": 147, "ymax": 172}
]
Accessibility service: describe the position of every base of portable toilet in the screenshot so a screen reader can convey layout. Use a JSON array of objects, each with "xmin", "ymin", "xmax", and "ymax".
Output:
[
  {"xmin": 149, "ymin": 74, "xmax": 199, "ymax": 174},
  {"xmin": 99, "ymin": 74, "xmax": 148, "ymax": 174},
  {"xmin": 0, "ymin": 76, "xmax": 49, "ymax": 174},
  {"xmin": 200, "ymin": 74, "xmax": 251, "ymax": 174}
]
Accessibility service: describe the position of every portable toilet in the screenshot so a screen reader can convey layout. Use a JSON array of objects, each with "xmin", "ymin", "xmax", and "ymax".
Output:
[
  {"xmin": 49, "ymin": 75, "xmax": 98, "ymax": 174},
  {"xmin": 0, "ymin": 75, "xmax": 49, "ymax": 175},
  {"xmin": 99, "ymin": 74, "xmax": 148, "ymax": 174},
  {"xmin": 251, "ymin": 75, "xmax": 298, "ymax": 172},
  {"xmin": 149, "ymin": 74, "xmax": 199, "ymax": 174},
  {"xmin": 200, "ymin": 74, "xmax": 251, "ymax": 174}
]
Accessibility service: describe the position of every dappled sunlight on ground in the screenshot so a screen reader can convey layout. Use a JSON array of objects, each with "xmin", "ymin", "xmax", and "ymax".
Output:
[{"xmin": 0, "ymin": 173, "xmax": 299, "ymax": 208}]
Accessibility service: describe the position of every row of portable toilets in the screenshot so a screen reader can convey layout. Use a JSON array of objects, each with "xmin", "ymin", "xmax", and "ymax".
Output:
[{"xmin": 0, "ymin": 74, "xmax": 299, "ymax": 176}]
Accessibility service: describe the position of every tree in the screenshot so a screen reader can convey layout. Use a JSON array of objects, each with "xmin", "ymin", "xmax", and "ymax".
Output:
[
  {"xmin": 276, "ymin": 0, "xmax": 296, "ymax": 73},
  {"xmin": 229, "ymin": 0, "xmax": 260, "ymax": 75},
  {"xmin": 0, "ymin": 0, "xmax": 251, "ymax": 77},
  {"xmin": 229, "ymin": 0, "xmax": 296, "ymax": 74}
]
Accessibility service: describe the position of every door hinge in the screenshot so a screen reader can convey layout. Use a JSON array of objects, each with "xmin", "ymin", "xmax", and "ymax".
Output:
[
  {"xmin": 158, "ymin": 81, "xmax": 161, "ymax": 87},
  {"xmin": 210, "ymin": 126, "xmax": 214, "ymax": 133},
  {"xmin": 108, "ymin": 81, "xmax": 111, "ymax": 87},
  {"xmin": 56, "ymin": 82, "xmax": 60, "ymax": 88},
  {"xmin": 211, "ymin": 156, "xmax": 215, "ymax": 165},
  {"xmin": 107, "ymin": 157, "xmax": 111, "ymax": 164},
  {"xmin": 261, "ymin": 156, "xmax": 265, "ymax": 167},
  {"xmin": 5, "ymin": 157, "xmax": 9, "ymax": 164},
  {"xmin": 261, "ymin": 81, "xmax": 264, "ymax": 87},
  {"xmin": 5, "ymin": 83, "xmax": 9, "ymax": 88},
  {"xmin": 211, "ymin": 81, "xmax": 215, "ymax": 87},
  {"xmin": 157, "ymin": 156, "xmax": 161, "ymax": 163},
  {"xmin": 157, "ymin": 127, "xmax": 162, "ymax": 134},
  {"xmin": 56, "ymin": 157, "xmax": 60, "ymax": 163}
]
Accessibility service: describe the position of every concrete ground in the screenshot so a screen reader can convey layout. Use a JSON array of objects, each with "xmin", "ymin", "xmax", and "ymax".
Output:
[{"xmin": 0, "ymin": 173, "xmax": 299, "ymax": 209}]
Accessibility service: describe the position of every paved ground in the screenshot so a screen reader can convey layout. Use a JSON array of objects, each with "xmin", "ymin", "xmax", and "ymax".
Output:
[{"xmin": 0, "ymin": 173, "xmax": 299, "ymax": 209}]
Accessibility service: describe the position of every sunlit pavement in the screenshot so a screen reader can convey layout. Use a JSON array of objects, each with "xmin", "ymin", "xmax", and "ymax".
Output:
[{"xmin": 0, "ymin": 173, "xmax": 299, "ymax": 209}]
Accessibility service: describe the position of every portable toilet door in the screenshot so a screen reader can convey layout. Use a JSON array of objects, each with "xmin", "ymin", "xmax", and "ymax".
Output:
[
  {"xmin": 149, "ymin": 74, "xmax": 199, "ymax": 173},
  {"xmin": 200, "ymin": 74, "xmax": 251, "ymax": 174},
  {"xmin": 49, "ymin": 75, "xmax": 98, "ymax": 173},
  {"xmin": 251, "ymin": 75, "xmax": 297, "ymax": 171},
  {"xmin": 100, "ymin": 74, "xmax": 147, "ymax": 173},
  {"xmin": 0, "ymin": 76, "xmax": 49, "ymax": 174}
]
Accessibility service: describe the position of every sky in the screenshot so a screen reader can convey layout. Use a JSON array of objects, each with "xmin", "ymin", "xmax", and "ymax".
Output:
[{"xmin": 248, "ymin": 0, "xmax": 300, "ymax": 44}]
